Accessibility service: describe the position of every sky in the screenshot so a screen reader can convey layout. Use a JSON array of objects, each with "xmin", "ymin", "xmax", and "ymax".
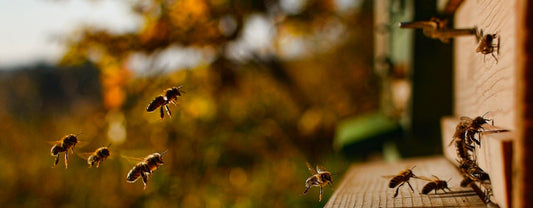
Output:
[
  {"xmin": 0, "ymin": 0, "xmax": 140, "ymax": 69},
  {"xmin": 0, "ymin": 0, "xmax": 360, "ymax": 71}
]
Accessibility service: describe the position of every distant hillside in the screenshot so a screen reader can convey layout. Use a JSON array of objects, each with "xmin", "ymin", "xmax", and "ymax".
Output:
[{"xmin": 0, "ymin": 62, "xmax": 102, "ymax": 120}]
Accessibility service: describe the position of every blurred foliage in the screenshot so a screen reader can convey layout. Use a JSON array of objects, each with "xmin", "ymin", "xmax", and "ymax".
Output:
[{"xmin": 0, "ymin": 0, "xmax": 380, "ymax": 207}]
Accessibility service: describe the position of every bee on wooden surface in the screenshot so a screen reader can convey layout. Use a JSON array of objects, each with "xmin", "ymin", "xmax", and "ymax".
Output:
[
  {"xmin": 460, "ymin": 177, "xmax": 474, "ymax": 187},
  {"xmin": 399, "ymin": 18, "xmax": 476, "ymax": 43},
  {"xmin": 50, "ymin": 134, "xmax": 78, "ymax": 169},
  {"xmin": 126, "ymin": 150, "xmax": 168, "ymax": 189},
  {"xmin": 419, "ymin": 175, "xmax": 451, "ymax": 194},
  {"xmin": 302, "ymin": 162, "xmax": 333, "ymax": 202},
  {"xmin": 384, "ymin": 166, "xmax": 418, "ymax": 198},
  {"xmin": 458, "ymin": 159, "xmax": 490, "ymax": 189},
  {"xmin": 476, "ymin": 33, "xmax": 499, "ymax": 63},
  {"xmin": 87, "ymin": 144, "xmax": 111, "ymax": 168},
  {"xmin": 449, "ymin": 117, "xmax": 476, "ymax": 161},
  {"xmin": 146, "ymin": 86, "xmax": 184, "ymax": 119}
]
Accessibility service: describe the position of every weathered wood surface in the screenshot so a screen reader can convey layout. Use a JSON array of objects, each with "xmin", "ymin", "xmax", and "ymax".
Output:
[
  {"xmin": 453, "ymin": 0, "xmax": 517, "ymax": 131},
  {"xmin": 441, "ymin": 117, "xmax": 513, "ymax": 208},
  {"xmin": 325, "ymin": 157, "xmax": 485, "ymax": 208}
]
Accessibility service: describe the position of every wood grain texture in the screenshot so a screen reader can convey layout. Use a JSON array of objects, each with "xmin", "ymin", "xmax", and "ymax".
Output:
[
  {"xmin": 325, "ymin": 157, "xmax": 485, "ymax": 208},
  {"xmin": 453, "ymin": 0, "xmax": 517, "ymax": 131}
]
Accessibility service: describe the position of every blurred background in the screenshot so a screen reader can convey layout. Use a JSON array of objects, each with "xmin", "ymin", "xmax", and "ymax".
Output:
[{"xmin": 0, "ymin": 0, "xmax": 452, "ymax": 207}]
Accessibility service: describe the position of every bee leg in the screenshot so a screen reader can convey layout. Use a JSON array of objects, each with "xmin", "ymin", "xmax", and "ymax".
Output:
[
  {"xmin": 96, "ymin": 161, "xmax": 100, "ymax": 168},
  {"xmin": 303, "ymin": 186, "xmax": 310, "ymax": 194},
  {"xmin": 319, "ymin": 186, "xmax": 323, "ymax": 202},
  {"xmin": 53, "ymin": 154, "xmax": 59, "ymax": 167},
  {"xmin": 141, "ymin": 172, "xmax": 148, "ymax": 190},
  {"xmin": 64, "ymin": 152, "xmax": 69, "ymax": 169},
  {"xmin": 492, "ymin": 53, "xmax": 498, "ymax": 63},
  {"xmin": 160, "ymin": 107, "xmax": 164, "ymax": 119},
  {"xmin": 394, "ymin": 183, "xmax": 404, "ymax": 198},
  {"xmin": 164, "ymin": 105, "xmax": 172, "ymax": 118},
  {"xmin": 407, "ymin": 181, "xmax": 414, "ymax": 192}
]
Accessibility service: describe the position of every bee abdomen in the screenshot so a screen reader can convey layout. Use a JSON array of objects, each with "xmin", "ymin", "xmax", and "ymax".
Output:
[
  {"xmin": 88, "ymin": 155, "xmax": 99, "ymax": 166},
  {"xmin": 389, "ymin": 176, "xmax": 403, "ymax": 188},
  {"xmin": 51, "ymin": 145, "xmax": 64, "ymax": 156},
  {"xmin": 127, "ymin": 167, "xmax": 142, "ymax": 183},
  {"xmin": 421, "ymin": 182, "xmax": 437, "ymax": 194}
]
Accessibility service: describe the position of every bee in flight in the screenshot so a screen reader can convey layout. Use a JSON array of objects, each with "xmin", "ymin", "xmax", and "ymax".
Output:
[
  {"xmin": 384, "ymin": 166, "xmax": 418, "ymax": 198},
  {"xmin": 126, "ymin": 150, "xmax": 168, "ymax": 189},
  {"xmin": 303, "ymin": 162, "xmax": 333, "ymax": 202},
  {"xmin": 50, "ymin": 134, "xmax": 78, "ymax": 169},
  {"xmin": 146, "ymin": 86, "xmax": 184, "ymax": 119},
  {"xmin": 87, "ymin": 144, "xmax": 111, "ymax": 168},
  {"xmin": 476, "ymin": 32, "xmax": 499, "ymax": 63},
  {"xmin": 419, "ymin": 175, "xmax": 451, "ymax": 194}
]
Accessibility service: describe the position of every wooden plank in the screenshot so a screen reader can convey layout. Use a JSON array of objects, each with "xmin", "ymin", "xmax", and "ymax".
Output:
[
  {"xmin": 450, "ymin": 1, "xmax": 519, "ymax": 207},
  {"xmin": 441, "ymin": 116, "xmax": 513, "ymax": 208},
  {"xmin": 515, "ymin": 0, "xmax": 533, "ymax": 207},
  {"xmin": 325, "ymin": 156, "xmax": 485, "ymax": 208}
]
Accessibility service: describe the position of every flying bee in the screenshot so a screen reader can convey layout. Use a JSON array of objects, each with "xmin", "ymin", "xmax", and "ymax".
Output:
[
  {"xmin": 50, "ymin": 134, "xmax": 78, "ymax": 169},
  {"xmin": 476, "ymin": 33, "xmax": 499, "ymax": 62},
  {"xmin": 126, "ymin": 150, "xmax": 168, "ymax": 189},
  {"xmin": 303, "ymin": 162, "xmax": 333, "ymax": 202},
  {"xmin": 146, "ymin": 86, "xmax": 184, "ymax": 119},
  {"xmin": 87, "ymin": 144, "xmax": 111, "ymax": 168},
  {"xmin": 384, "ymin": 166, "xmax": 418, "ymax": 198},
  {"xmin": 419, "ymin": 175, "xmax": 451, "ymax": 194}
]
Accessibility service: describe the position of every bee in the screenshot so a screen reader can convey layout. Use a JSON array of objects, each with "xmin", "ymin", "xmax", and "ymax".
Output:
[
  {"xmin": 449, "ymin": 117, "xmax": 476, "ymax": 161},
  {"xmin": 87, "ymin": 144, "xmax": 111, "ymax": 168},
  {"xmin": 146, "ymin": 86, "xmax": 184, "ymax": 119},
  {"xmin": 303, "ymin": 162, "xmax": 333, "ymax": 202},
  {"xmin": 50, "ymin": 134, "xmax": 78, "ymax": 168},
  {"xmin": 399, "ymin": 18, "xmax": 476, "ymax": 43},
  {"xmin": 385, "ymin": 166, "xmax": 418, "ymax": 198},
  {"xmin": 419, "ymin": 175, "xmax": 451, "ymax": 194},
  {"xmin": 459, "ymin": 159, "xmax": 490, "ymax": 182},
  {"xmin": 126, "ymin": 150, "xmax": 168, "ymax": 189},
  {"xmin": 476, "ymin": 33, "xmax": 499, "ymax": 62}
]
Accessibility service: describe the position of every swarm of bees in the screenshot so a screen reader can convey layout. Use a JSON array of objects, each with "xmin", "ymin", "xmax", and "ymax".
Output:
[
  {"xmin": 448, "ymin": 113, "xmax": 508, "ymax": 204},
  {"xmin": 146, "ymin": 86, "xmax": 184, "ymax": 119},
  {"xmin": 399, "ymin": 17, "xmax": 477, "ymax": 43},
  {"xmin": 126, "ymin": 151, "xmax": 168, "ymax": 190},
  {"xmin": 47, "ymin": 86, "xmax": 184, "ymax": 191},
  {"xmin": 50, "ymin": 134, "xmax": 79, "ymax": 169},
  {"xmin": 303, "ymin": 162, "xmax": 333, "ymax": 202}
]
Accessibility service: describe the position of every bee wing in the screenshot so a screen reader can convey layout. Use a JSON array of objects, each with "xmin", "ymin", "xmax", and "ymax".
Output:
[
  {"xmin": 417, "ymin": 175, "xmax": 433, "ymax": 181},
  {"xmin": 316, "ymin": 164, "xmax": 328, "ymax": 173},
  {"xmin": 147, "ymin": 96, "xmax": 166, "ymax": 112},
  {"xmin": 306, "ymin": 162, "xmax": 317, "ymax": 175},
  {"xmin": 381, "ymin": 175, "xmax": 396, "ymax": 179},
  {"xmin": 120, "ymin": 155, "xmax": 144, "ymax": 164},
  {"xmin": 460, "ymin": 116, "xmax": 473, "ymax": 124}
]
